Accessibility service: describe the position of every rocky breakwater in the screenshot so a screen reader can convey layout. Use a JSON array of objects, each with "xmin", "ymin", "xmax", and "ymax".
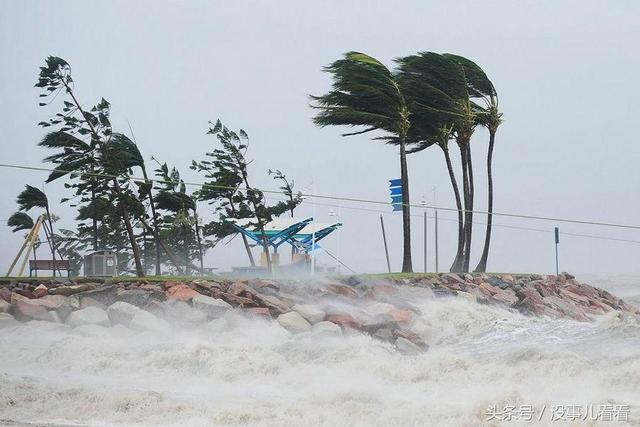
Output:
[
  {"xmin": 0, "ymin": 273, "xmax": 637, "ymax": 355},
  {"xmin": 393, "ymin": 272, "xmax": 639, "ymax": 321}
]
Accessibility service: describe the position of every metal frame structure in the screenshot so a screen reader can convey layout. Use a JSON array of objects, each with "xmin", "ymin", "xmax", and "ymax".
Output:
[{"xmin": 230, "ymin": 217, "xmax": 342, "ymax": 254}]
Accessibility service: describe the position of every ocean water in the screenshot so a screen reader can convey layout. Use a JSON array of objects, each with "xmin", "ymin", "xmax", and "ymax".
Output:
[{"xmin": 0, "ymin": 276, "xmax": 638, "ymax": 427}]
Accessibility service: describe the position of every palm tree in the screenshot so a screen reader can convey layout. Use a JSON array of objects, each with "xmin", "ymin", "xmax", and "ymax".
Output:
[
  {"xmin": 16, "ymin": 185, "xmax": 59, "ymax": 275},
  {"xmin": 441, "ymin": 54, "xmax": 498, "ymax": 272},
  {"xmin": 7, "ymin": 212, "xmax": 34, "ymax": 232},
  {"xmin": 473, "ymin": 88, "xmax": 501, "ymax": 272},
  {"xmin": 311, "ymin": 52, "xmax": 413, "ymax": 273},
  {"xmin": 396, "ymin": 52, "xmax": 471, "ymax": 272}
]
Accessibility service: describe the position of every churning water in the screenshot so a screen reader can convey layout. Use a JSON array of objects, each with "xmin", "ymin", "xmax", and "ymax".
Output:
[{"xmin": 1, "ymin": 275, "xmax": 639, "ymax": 427}]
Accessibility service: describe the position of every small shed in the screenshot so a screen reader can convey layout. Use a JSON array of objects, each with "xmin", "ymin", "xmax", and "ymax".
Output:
[{"xmin": 84, "ymin": 250, "xmax": 118, "ymax": 277}]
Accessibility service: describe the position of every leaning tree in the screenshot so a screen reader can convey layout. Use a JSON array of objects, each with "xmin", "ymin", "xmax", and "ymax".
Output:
[{"xmin": 311, "ymin": 52, "xmax": 414, "ymax": 273}]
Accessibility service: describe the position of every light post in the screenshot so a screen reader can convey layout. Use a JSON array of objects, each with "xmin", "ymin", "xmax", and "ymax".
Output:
[
  {"xmin": 420, "ymin": 198, "xmax": 427, "ymax": 273},
  {"xmin": 329, "ymin": 208, "xmax": 340, "ymax": 274}
]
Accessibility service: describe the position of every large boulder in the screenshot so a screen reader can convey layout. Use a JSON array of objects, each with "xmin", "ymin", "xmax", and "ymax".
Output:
[
  {"xmin": 79, "ymin": 297, "xmax": 107, "ymax": 310},
  {"xmin": 76, "ymin": 285, "xmax": 117, "ymax": 306},
  {"xmin": 0, "ymin": 299, "xmax": 10, "ymax": 313},
  {"xmin": 27, "ymin": 294, "xmax": 68, "ymax": 310},
  {"xmin": 277, "ymin": 311, "xmax": 311, "ymax": 333},
  {"xmin": 326, "ymin": 313, "xmax": 363, "ymax": 330},
  {"xmin": 12, "ymin": 300, "xmax": 53, "ymax": 322},
  {"xmin": 192, "ymin": 294, "xmax": 232, "ymax": 317},
  {"xmin": 0, "ymin": 287, "xmax": 11, "ymax": 303},
  {"xmin": 129, "ymin": 310, "xmax": 170, "ymax": 332},
  {"xmin": 33, "ymin": 284, "xmax": 49, "ymax": 298},
  {"xmin": 66, "ymin": 306, "xmax": 110, "ymax": 327},
  {"xmin": 117, "ymin": 289, "xmax": 151, "ymax": 307},
  {"xmin": 292, "ymin": 304, "xmax": 325, "ymax": 324},
  {"xmin": 107, "ymin": 301, "xmax": 141, "ymax": 326},
  {"xmin": 253, "ymin": 293, "xmax": 290, "ymax": 314},
  {"xmin": 49, "ymin": 284, "xmax": 92, "ymax": 296},
  {"xmin": 492, "ymin": 289, "xmax": 519, "ymax": 306},
  {"xmin": 165, "ymin": 284, "xmax": 199, "ymax": 301},
  {"xmin": 311, "ymin": 321, "xmax": 342, "ymax": 336}
]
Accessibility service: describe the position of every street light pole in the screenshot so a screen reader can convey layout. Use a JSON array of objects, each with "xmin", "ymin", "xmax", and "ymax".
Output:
[
  {"xmin": 421, "ymin": 198, "xmax": 427, "ymax": 273},
  {"xmin": 433, "ymin": 186, "xmax": 439, "ymax": 273}
]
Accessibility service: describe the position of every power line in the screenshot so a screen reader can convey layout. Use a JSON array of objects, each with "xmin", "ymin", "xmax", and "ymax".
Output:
[{"xmin": 1, "ymin": 162, "xmax": 640, "ymax": 231}]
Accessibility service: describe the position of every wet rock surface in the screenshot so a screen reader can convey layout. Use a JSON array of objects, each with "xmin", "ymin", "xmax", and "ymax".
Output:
[{"xmin": 0, "ymin": 272, "xmax": 637, "ymax": 355}]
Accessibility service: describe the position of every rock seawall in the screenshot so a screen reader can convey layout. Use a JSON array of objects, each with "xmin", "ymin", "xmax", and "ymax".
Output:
[{"xmin": 1, "ymin": 273, "xmax": 637, "ymax": 354}]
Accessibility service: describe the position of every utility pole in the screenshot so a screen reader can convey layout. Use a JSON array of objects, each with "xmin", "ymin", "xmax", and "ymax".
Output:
[
  {"xmin": 554, "ymin": 226, "xmax": 560, "ymax": 275},
  {"xmin": 421, "ymin": 198, "xmax": 427, "ymax": 273},
  {"xmin": 380, "ymin": 214, "xmax": 391, "ymax": 273},
  {"xmin": 433, "ymin": 186, "xmax": 439, "ymax": 273}
]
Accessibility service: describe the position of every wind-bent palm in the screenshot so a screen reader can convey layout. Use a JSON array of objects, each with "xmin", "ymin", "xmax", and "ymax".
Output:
[{"xmin": 311, "ymin": 51, "xmax": 413, "ymax": 273}]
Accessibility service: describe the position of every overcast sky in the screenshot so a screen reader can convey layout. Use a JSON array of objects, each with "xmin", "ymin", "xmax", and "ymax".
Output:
[{"xmin": 1, "ymin": 0, "xmax": 639, "ymax": 275}]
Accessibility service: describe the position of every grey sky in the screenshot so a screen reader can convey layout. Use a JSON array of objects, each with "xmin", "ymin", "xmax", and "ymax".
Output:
[{"xmin": 1, "ymin": 0, "xmax": 639, "ymax": 275}]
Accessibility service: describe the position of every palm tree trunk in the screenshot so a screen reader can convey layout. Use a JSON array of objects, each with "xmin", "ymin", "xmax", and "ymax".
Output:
[
  {"xmin": 458, "ymin": 144, "xmax": 470, "ymax": 272},
  {"xmin": 229, "ymin": 199, "xmax": 255, "ymax": 266},
  {"xmin": 463, "ymin": 144, "xmax": 475, "ymax": 272},
  {"xmin": 443, "ymin": 147, "xmax": 464, "ymax": 272},
  {"xmin": 474, "ymin": 130, "xmax": 496, "ymax": 272},
  {"xmin": 44, "ymin": 205, "xmax": 57, "ymax": 277},
  {"xmin": 399, "ymin": 139, "xmax": 413, "ymax": 273},
  {"xmin": 194, "ymin": 213, "xmax": 204, "ymax": 275},
  {"xmin": 141, "ymin": 165, "xmax": 163, "ymax": 276},
  {"xmin": 183, "ymin": 221, "xmax": 190, "ymax": 275},
  {"xmin": 91, "ymin": 184, "xmax": 98, "ymax": 251},
  {"xmin": 114, "ymin": 179, "xmax": 144, "ymax": 277}
]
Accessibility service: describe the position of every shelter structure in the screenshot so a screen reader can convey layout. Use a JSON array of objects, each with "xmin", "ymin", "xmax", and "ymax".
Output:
[{"xmin": 230, "ymin": 217, "xmax": 342, "ymax": 268}]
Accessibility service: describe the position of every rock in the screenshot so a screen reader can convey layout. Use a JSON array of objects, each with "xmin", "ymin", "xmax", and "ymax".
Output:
[
  {"xmin": 165, "ymin": 284, "xmax": 199, "ymax": 301},
  {"xmin": 326, "ymin": 313, "xmax": 363, "ymax": 330},
  {"xmin": 328, "ymin": 283, "xmax": 358, "ymax": 298},
  {"xmin": 163, "ymin": 300, "xmax": 207, "ymax": 324},
  {"xmin": 432, "ymin": 286, "xmax": 456, "ymax": 297},
  {"xmin": 559, "ymin": 289, "xmax": 590, "ymax": 305},
  {"xmin": 245, "ymin": 307, "xmax": 271, "ymax": 318},
  {"xmin": 117, "ymin": 289, "xmax": 151, "ymax": 307},
  {"xmin": 292, "ymin": 304, "xmax": 325, "ymax": 324},
  {"xmin": 107, "ymin": 301, "xmax": 141, "ymax": 326},
  {"xmin": 390, "ymin": 309, "xmax": 413, "ymax": 324},
  {"xmin": 253, "ymin": 293, "xmax": 290, "ymax": 314},
  {"xmin": 49, "ymin": 284, "xmax": 92, "ymax": 296},
  {"xmin": 457, "ymin": 291, "xmax": 477, "ymax": 304},
  {"xmin": 164, "ymin": 281, "xmax": 180, "ymax": 289},
  {"xmin": 277, "ymin": 311, "xmax": 311, "ymax": 333},
  {"xmin": 80, "ymin": 297, "xmax": 107, "ymax": 310},
  {"xmin": 395, "ymin": 337, "xmax": 423, "ymax": 355},
  {"xmin": 14, "ymin": 289, "xmax": 37, "ymax": 299},
  {"xmin": 479, "ymin": 282, "xmax": 501, "ymax": 296},
  {"xmin": 33, "ymin": 284, "xmax": 48, "ymax": 298},
  {"xmin": 13, "ymin": 300, "xmax": 53, "ymax": 322},
  {"xmin": 346, "ymin": 276, "xmax": 362, "ymax": 286},
  {"xmin": 130, "ymin": 310, "xmax": 170, "ymax": 332},
  {"xmin": 144, "ymin": 300, "xmax": 167, "ymax": 317},
  {"xmin": 0, "ymin": 287, "xmax": 11, "ymax": 303},
  {"xmin": 501, "ymin": 275, "xmax": 515, "ymax": 283},
  {"xmin": 492, "ymin": 289, "xmax": 519, "ymax": 306},
  {"xmin": 365, "ymin": 302, "xmax": 396, "ymax": 316},
  {"xmin": 192, "ymin": 294, "xmax": 232, "ymax": 317},
  {"xmin": 66, "ymin": 307, "xmax": 110, "ymax": 327},
  {"xmin": 373, "ymin": 328, "xmax": 394, "ymax": 341},
  {"xmin": 77, "ymin": 285, "xmax": 117, "ymax": 306},
  {"xmin": 28, "ymin": 294, "xmax": 67, "ymax": 310},
  {"xmin": 0, "ymin": 299, "xmax": 10, "ymax": 313},
  {"xmin": 228, "ymin": 282, "xmax": 251, "ymax": 296},
  {"xmin": 543, "ymin": 296, "xmax": 587, "ymax": 321},
  {"xmin": 249, "ymin": 279, "xmax": 280, "ymax": 291},
  {"xmin": 311, "ymin": 321, "xmax": 342, "ymax": 336}
]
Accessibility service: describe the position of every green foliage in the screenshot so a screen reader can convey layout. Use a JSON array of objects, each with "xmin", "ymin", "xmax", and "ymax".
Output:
[
  {"xmin": 7, "ymin": 212, "xmax": 34, "ymax": 232},
  {"xmin": 17, "ymin": 185, "xmax": 49, "ymax": 211}
]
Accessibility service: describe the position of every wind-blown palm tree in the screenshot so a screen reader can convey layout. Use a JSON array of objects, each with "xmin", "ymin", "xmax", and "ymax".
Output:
[
  {"xmin": 311, "ymin": 52, "xmax": 413, "ymax": 273},
  {"xmin": 7, "ymin": 212, "xmax": 34, "ymax": 232},
  {"xmin": 442, "ymin": 54, "xmax": 498, "ymax": 272},
  {"xmin": 396, "ymin": 52, "xmax": 471, "ymax": 272},
  {"xmin": 473, "ymin": 87, "xmax": 501, "ymax": 272},
  {"xmin": 16, "ymin": 185, "xmax": 59, "ymax": 274}
]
